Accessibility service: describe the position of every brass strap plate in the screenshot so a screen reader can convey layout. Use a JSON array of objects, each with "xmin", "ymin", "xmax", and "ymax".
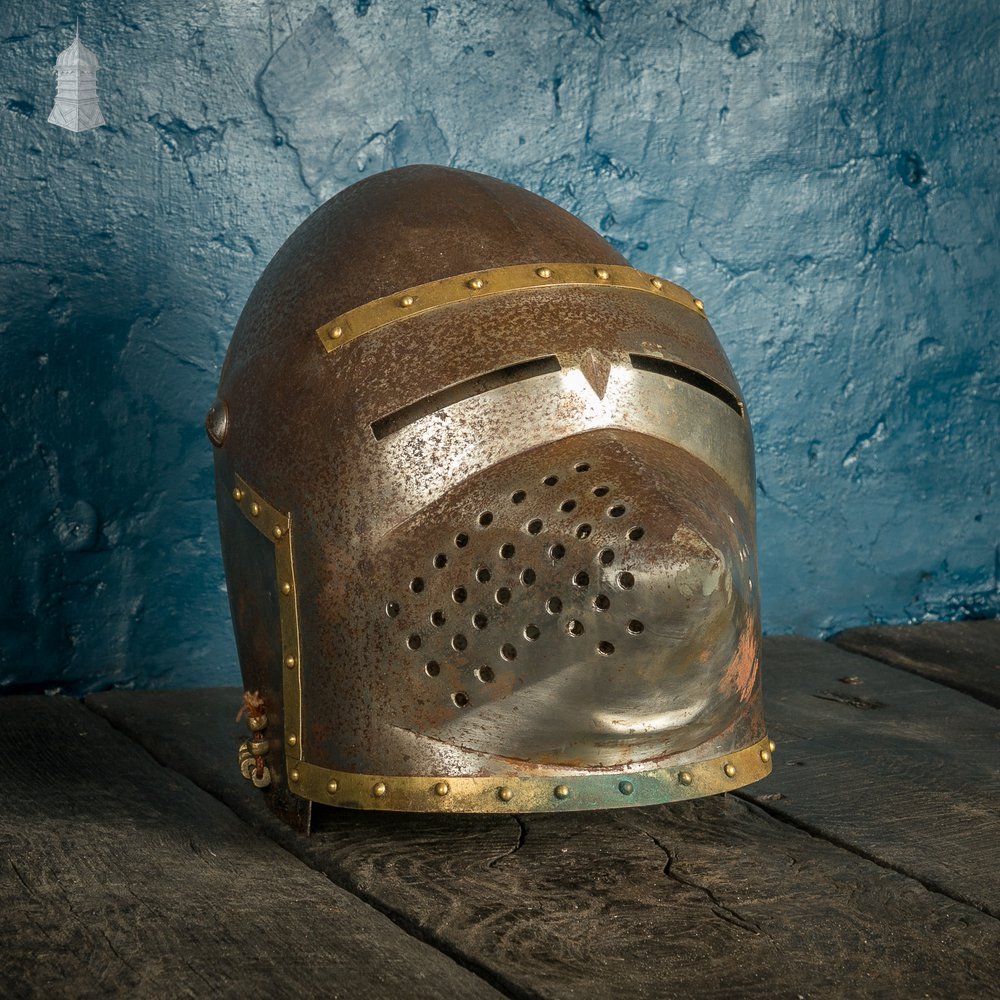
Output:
[
  {"xmin": 285, "ymin": 735, "xmax": 773, "ymax": 813},
  {"xmin": 233, "ymin": 475, "xmax": 303, "ymax": 763},
  {"xmin": 316, "ymin": 263, "xmax": 706, "ymax": 353}
]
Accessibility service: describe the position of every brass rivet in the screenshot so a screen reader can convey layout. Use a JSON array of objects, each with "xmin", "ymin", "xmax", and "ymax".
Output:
[
  {"xmin": 760, "ymin": 750, "xmax": 771, "ymax": 763},
  {"xmin": 289, "ymin": 769, "xmax": 300, "ymax": 783},
  {"xmin": 535, "ymin": 267, "xmax": 552, "ymax": 279},
  {"xmin": 232, "ymin": 487, "xmax": 244, "ymax": 502},
  {"xmin": 272, "ymin": 526, "xmax": 283, "ymax": 539},
  {"xmin": 768, "ymin": 739, "xmax": 777, "ymax": 753},
  {"xmin": 554, "ymin": 784, "xmax": 570, "ymax": 799},
  {"xmin": 327, "ymin": 779, "xmax": 338, "ymax": 794},
  {"xmin": 373, "ymin": 782, "xmax": 387, "ymax": 797},
  {"xmin": 619, "ymin": 780, "xmax": 634, "ymax": 796},
  {"xmin": 678, "ymin": 771, "xmax": 693, "ymax": 786},
  {"xmin": 467, "ymin": 277, "xmax": 484, "ymax": 290},
  {"xmin": 285, "ymin": 655, "xmax": 296, "ymax": 669},
  {"xmin": 400, "ymin": 295, "xmax": 415, "ymax": 307},
  {"xmin": 498, "ymin": 786, "xmax": 513, "ymax": 802},
  {"xmin": 250, "ymin": 502, "xmax": 260, "ymax": 517},
  {"xmin": 287, "ymin": 734, "xmax": 297, "ymax": 747},
  {"xmin": 651, "ymin": 277, "xmax": 663, "ymax": 289},
  {"xmin": 693, "ymin": 297, "xmax": 704, "ymax": 311},
  {"xmin": 331, "ymin": 326, "xmax": 343, "ymax": 339},
  {"xmin": 434, "ymin": 781, "xmax": 450, "ymax": 797},
  {"xmin": 595, "ymin": 268, "xmax": 610, "ymax": 280},
  {"xmin": 724, "ymin": 762, "xmax": 737, "ymax": 778},
  {"xmin": 281, "ymin": 582, "xmax": 292, "ymax": 595}
]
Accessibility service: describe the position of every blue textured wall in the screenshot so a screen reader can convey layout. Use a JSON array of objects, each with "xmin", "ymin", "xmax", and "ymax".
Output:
[{"xmin": 1, "ymin": 1, "xmax": 997, "ymax": 693}]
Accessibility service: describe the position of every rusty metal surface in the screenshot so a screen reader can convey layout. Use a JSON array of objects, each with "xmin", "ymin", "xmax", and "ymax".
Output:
[{"xmin": 212, "ymin": 165, "xmax": 766, "ymax": 816}]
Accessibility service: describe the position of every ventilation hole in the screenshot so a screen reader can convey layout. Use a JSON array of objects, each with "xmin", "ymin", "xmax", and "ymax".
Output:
[
  {"xmin": 431, "ymin": 610, "xmax": 446, "ymax": 628},
  {"xmin": 576, "ymin": 523, "xmax": 592, "ymax": 539},
  {"xmin": 597, "ymin": 641, "xmax": 615, "ymax": 656},
  {"xmin": 549, "ymin": 543, "xmax": 565, "ymax": 560},
  {"xmin": 527, "ymin": 518, "xmax": 543, "ymax": 535},
  {"xmin": 520, "ymin": 567, "xmax": 536, "ymax": 586},
  {"xmin": 500, "ymin": 643, "xmax": 517, "ymax": 661},
  {"xmin": 407, "ymin": 634, "xmax": 422, "ymax": 650},
  {"xmin": 511, "ymin": 490, "xmax": 527, "ymax": 505},
  {"xmin": 524, "ymin": 624, "xmax": 540, "ymax": 641},
  {"xmin": 543, "ymin": 475, "xmax": 558, "ymax": 486},
  {"xmin": 608, "ymin": 505, "xmax": 626, "ymax": 518},
  {"xmin": 560, "ymin": 499, "xmax": 577, "ymax": 513},
  {"xmin": 478, "ymin": 511, "xmax": 493, "ymax": 527},
  {"xmin": 452, "ymin": 634, "xmax": 468, "ymax": 652},
  {"xmin": 452, "ymin": 586, "xmax": 468, "ymax": 604},
  {"xmin": 476, "ymin": 666, "xmax": 494, "ymax": 683},
  {"xmin": 476, "ymin": 566, "xmax": 491, "ymax": 584},
  {"xmin": 566, "ymin": 619, "xmax": 584, "ymax": 636},
  {"xmin": 386, "ymin": 601, "xmax": 400, "ymax": 618},
  {"xmin": 627, "ymin": 526, "xmax": 644, "ymax": 541},
  {"xmin": 473, "ymin": 612, "xmax": 488, "ymax": 630},
  {"xmin": 573, "ymin": 570, "xmax": 590, "ymax": 588},
  {"xmin": 453, "ymin": 691, "xmax": 469, "ymax": 708},
  {"xmin": 599, "ymin": 548, "xmax": 615, "ymax": 565},
  {"xmin": 627, "ymin": 619, "xmax": 644, "ymax": 635},
  {"xmin": 410, "ymin": 577, "xmax": 425, "ymax": 593},
  {"xmin": 455, "ymin": 532, "xmax": 469, "ymax": 548},
  {"xmin": 495, "ymin": 587, "xmax": 512, "ymax": 606},
  {"xmin": 433, "ymin": 553, "xmax": 448, "ymax": 569},
  {"xmin": 593, "ymin": 486, "xmax": 610, "ymax": 497},
  {"xmin": 425, "ymin": 660, "xmax": 440, "ymax": 677},
  {"xmin": 593, "ymin": 594, "xmax": 611, "ymax": 611},
  {"xmin": 546, "ymin": 596, "xmax": 563, "ymax": 614},
  {"xmin": 500, "ymin": 543, "xmax": 516, "ymax": 559},
  {"xmin": 618, "ymin": 571, "xmax": 635, "ymax": 590},
  {"xmin": 575, "ymin": 462, "xmax": 590, "ymax": 473}
]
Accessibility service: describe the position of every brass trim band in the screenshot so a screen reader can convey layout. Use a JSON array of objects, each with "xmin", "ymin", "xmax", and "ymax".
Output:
[
  {"xmin": 232, "ymin": 475, "xmax": 303, "ymax": 763},
  {"xmin": 285, "ymin": 735, "xmax": 774, "ymax": 813},
  {"xmin": 316, "ymin": 263, "xmax": 706, "ymax": 354}
]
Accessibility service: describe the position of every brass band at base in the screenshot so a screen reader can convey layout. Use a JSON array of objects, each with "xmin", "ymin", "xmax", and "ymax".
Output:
[
  {"xmin": 316, "ymin": 262, "xmax": 707, "ymax": 354},
  {"xmin": 285, "ymin": 735, "xmax": 775, "ymax": 813}
]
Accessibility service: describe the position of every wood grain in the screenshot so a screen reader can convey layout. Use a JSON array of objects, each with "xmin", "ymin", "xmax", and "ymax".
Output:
[
  {"xmin": 831, "ymin": 619, "xmax": 1000, "ymax": 708},
  {"xmin": 741, "ymin": 635, "xmax": 1000, "ymax": 916},
  {"xmin": 0, "ymin": 695, "xmax": 505, "ymax": 1000},
  {"xmin": 88, "ymin": 630, "xmax": 1000, "ymax": 1000}
]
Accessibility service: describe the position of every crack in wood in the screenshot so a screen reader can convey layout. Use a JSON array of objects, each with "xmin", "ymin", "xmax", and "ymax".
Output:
[{"xmin": 640, "ymin": 830, "xmax": 762, "ymax": 935}]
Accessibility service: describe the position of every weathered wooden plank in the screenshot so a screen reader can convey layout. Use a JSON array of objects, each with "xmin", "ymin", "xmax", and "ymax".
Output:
[
  {"xmin": 0, "ymin": 695, "xmax": 505, "ymax": 1000},
  {"xmin": 88, "ymin": 662, "xmax": 1000, "ymax": 1000},
  {"xmin": 741, "ymin": 635, "xmax": 1000, "ymax": 916},
  {"xmin": 831, "ymin": 619, "xmax": 1000, "ymax": 708}
]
